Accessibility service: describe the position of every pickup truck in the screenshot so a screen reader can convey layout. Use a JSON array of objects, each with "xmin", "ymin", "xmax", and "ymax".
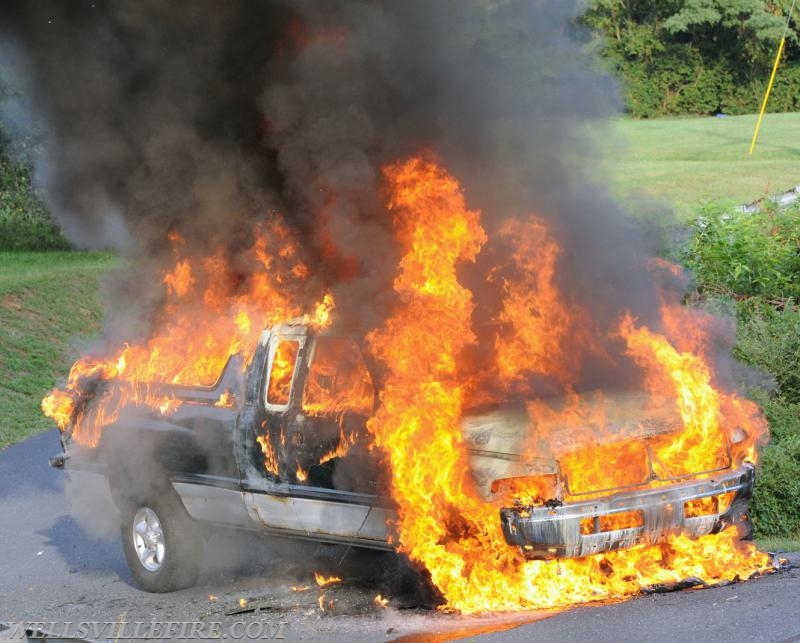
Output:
[{"xmin": 51, "ymin": 320, "xmax": 755, "ymax": 592}]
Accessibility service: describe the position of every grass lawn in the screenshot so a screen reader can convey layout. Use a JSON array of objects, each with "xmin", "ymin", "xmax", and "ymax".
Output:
[
  {"xmin": 608, "ymin": 112, "xmax": 800, "ymax": 216},
  {"xmin": 756, "ymin": 533, "xmax": 800, "ymax": 554},
  {"xmin": 0, "ymin": 251, "xmax": 115, "ymax": 449}
]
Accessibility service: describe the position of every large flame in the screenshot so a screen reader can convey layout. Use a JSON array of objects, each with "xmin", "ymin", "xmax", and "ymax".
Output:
[
  {"xmin": 365, "ymin": 157, "xmax": 770, "ymax": 613},
  {"xmin": 43, "ymin": 218, "xmax": 329, "ymax": 446},
  {"xmin": 43, "ymin": 154, "xmax": 770, "ymax": 613},
  {"xmin": 492, "ymin": 217, "xmax": 588, "ymax": 389}
]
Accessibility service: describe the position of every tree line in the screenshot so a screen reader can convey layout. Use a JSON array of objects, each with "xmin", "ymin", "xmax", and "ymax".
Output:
[{"xmin": 583, "ymin": 0, "xmax": 800, "ymax": 117}]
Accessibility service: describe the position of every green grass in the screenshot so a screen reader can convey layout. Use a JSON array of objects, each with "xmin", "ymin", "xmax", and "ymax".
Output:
[
  {"xmin": 756, "ymin": 533, "xmax": 800, "ymax": 554},
  {"xmin": 0, "ymin": 251, "xmax": 115, "ymax": 448},
  {"xmin": 607, "ymin": 112, "xmax": 800, "ymax": 217}
]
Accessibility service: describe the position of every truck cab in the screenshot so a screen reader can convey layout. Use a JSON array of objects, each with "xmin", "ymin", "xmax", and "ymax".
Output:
[{"xmin": 54, "ymin": 321, "xmax": 755, "ymax": 592}]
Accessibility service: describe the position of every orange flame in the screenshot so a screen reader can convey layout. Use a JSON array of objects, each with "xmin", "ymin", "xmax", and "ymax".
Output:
[
  {"xmin": 256, "ymin": 432, "xmax": 280, "ymax": 477},
  {"xmin": 314, "ymin": 572, "xmax": 342, "ymax": 588},
  {"xmin": 295, "ymin": 463, "xmax": 308, "ymax": 483},
  {"xmin": 214, "ymin": 390, "xmax": 235, "ymax": 408},
  {"xmin": 304, "ymin": 292, "xmax": 335, "ymax": 329},
  {"xmin": 365, "ymin": 156, "xmax": 770, "ymax": 613},
  {"xmin": 302, "ymin": 337, "xmax": 374, "ymax": 417},
  {"xmin": 493, "ymin": 217, "xmax": 586, "ymax": 388},
  {"xmin": 41, "ymin": 389, "xmax": 76, "ymax": 431},
  {"xmin": 319, "ymin": 426, "xmax": 358, "ymax": 465},
  {"xmin": 267, "ymin": 340, "xmax": 300, "ymax": 406},
  {"xmin": 43, "ymin": 218, "xmax": 331, "ymax": 446},
  {"xmin": 43, "ymin": 154, "xmax": 771, "ymax": 614}
]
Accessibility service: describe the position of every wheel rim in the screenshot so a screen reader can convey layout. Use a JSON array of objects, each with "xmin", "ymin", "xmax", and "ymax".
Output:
[{"xmin": 132, "ymin": 507, "xmax": 165, "ymax": 572}]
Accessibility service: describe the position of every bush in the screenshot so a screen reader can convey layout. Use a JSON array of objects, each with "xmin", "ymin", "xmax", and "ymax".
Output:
[
  {"xmin": 684, "ymin": 204, "xmax": 800, "ymax": 302},
  {"xmin": 752, "ymin": 442, "xmax": 800, "ymax": 536},
  {"xmin": 734, "ymin": 309, "xmax": 800, "ymax": 536},
  {"xmin": 735, "ymin": 304, "xmax": 800, "ymax": 404},
  {"xmin": 613, "ymin": 60, "xmax": 800, "ymax": 118},
  {"xmin": 0, "ymin": 154, "xmax": 70, "ymax": 250},
  {"xmin": 0, "ymin": 109, "xmax": 69, "ymax": 251},
  {"xmin": 684, "ymin": 202, "xmax": 800, "ymax": 536},
  {"xmin": 0, "ymin": 69, "xmax": 69, "ymax": 251},
  {"xmin": 752, "ymin": 427, "xmax": 800, "ymax": 536}
]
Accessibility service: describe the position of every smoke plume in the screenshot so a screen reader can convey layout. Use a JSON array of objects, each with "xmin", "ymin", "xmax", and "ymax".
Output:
[{"xmin": 1, "ymin": 0, "xmax": 672, "ymax": 383}]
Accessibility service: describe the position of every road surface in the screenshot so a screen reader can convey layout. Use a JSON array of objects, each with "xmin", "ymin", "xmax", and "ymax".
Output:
[{"xmin": 1, "ymin": 430, "xmax": 798, "ymax": 642}]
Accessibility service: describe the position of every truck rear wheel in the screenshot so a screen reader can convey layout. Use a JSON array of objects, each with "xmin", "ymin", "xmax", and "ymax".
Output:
[{"xmin": 120, "ymin": 486, "xmax": 201, "ymax": 592}]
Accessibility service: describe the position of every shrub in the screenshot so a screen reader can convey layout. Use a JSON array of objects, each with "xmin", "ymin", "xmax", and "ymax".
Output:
[
  {"xmin": 581, "ymin": 0, "xmax": 800, "ymax": 118},
  {"xmin": 736, "ymin": 307, "xmax": 800, "ymax": 536},
  {"xmin": 582, "ymin": 1, "xmax": 800, "ymax": 117},
  {"xmin": 752, "ymin": 428, "xmax": 800, "ymax": 536},
  {"xmin": 0, "ymin": 68, "xmax": 69, "ymax": 251},
  {"xmin": 735, "ymin": 304, "xmax": 800, "ymax": 404},
  {"xmin": 0, "ymin": 134, "xmax": 69, "ymax": 251},
  {"xmin": 684, "ymin": 204, "xmax": 800, "ymax": 302},
  {"xmin": 684, "ymin": 202, "xmax": 800, "ymax": 536}
]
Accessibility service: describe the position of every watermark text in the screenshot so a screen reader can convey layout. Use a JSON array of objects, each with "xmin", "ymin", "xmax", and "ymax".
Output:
[{"xmin": 3, "ymin": 620, "xmax": 287, "ymax": 640}]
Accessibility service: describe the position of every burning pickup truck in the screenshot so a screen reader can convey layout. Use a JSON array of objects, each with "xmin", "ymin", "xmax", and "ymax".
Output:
[
  {"xmin": 51, "ymin": 319, "xmax": 756, "ymax": 593},
  {"xmin": 43, "ymin": 158, "xmax": 770, "ymax": 610}
]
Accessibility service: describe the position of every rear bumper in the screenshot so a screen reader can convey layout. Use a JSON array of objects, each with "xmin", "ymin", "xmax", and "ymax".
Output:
[{"xmin": 500, "ymin": 463, "xmax": 754, "ymax": 559}]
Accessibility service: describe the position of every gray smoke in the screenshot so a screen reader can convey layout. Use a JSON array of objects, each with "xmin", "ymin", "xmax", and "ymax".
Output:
[{"xmin": 0, "ymin": 0, "xmax": 671, "ymax": 383}]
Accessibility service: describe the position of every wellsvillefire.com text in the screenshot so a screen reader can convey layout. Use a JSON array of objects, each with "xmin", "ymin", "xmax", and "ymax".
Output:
[{"xmin": 2, "ymin": 620, "xmax": 288, "ymax": 640}]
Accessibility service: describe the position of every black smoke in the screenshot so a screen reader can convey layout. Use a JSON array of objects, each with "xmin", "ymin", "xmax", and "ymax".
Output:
[{"xmin": 0, "ymin": 0, "xmax": 670, "ymax": 383}]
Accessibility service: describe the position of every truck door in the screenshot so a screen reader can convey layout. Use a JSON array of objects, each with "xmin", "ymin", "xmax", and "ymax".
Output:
[
  {"xmin": 245, "ymin": 331, "xmax": 392, "ymax": 548},
  {"xmin": 292, "ymin": 336, "xmax": 385, "ymax": 493},
  {"xmin": 251, "ymin": 332, "xmax": 386, "ymax": 493},
  {"xmin": 255, "ymin": 333, "xmax": 305, "ymax": 482}
]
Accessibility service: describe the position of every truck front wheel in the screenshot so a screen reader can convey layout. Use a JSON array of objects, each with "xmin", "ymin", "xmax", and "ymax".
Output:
[{"xmin": 120, "ymin": 487, "xmax": 201, "ymax": 592}]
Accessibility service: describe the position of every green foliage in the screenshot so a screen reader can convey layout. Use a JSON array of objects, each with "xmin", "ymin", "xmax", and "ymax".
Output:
[
  {"xmin": 0, "ymin": 154, "xmax": 70, "ymax": 250},
  {"xmin": 683, "ymin": 205, "xmax": 800, "ymax": 300},
  {"xmin": 734, "ymin": 304, "xmax": 800, "ymax": 404},
  {"xmin": 684, "ymin": 201, "xmax": 800, "ymax": 536},
  {"xmin": 583, "ymin": 0, "xmax": 800, "ymax": 116},
  {"xmin": 735, "ymin": 309, "xmax": 800, "ymax": 536},
  {"xmin": 0, "ymin": 66, "xmax": 69, "ymax": 250},
  {"xmin": 733, "ymin": 309, "xmax": 800, "ymax": 536},
  {"xmin": 722, "ymin": 295, "xmax": 800, "ymax": 538},
  {"xmin": 752, "ymin": 427, "xmax": 800, "ymax": 536}
]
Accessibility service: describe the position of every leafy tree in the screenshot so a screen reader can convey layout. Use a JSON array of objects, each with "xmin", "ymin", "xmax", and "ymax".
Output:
[
  {"xmin": 583, "ymin": 1, "xmax": 800, "ymax": 116},
  {"xmin": 0, "ymin": 66, "xmax": 69, "ymax": 250}
]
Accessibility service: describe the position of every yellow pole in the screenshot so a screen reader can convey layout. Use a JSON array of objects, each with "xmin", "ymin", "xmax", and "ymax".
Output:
[
  {"xmin": 749, "ymin": 0, "xmax": 797, "ymax": 156},
  {"xmin": 749, "ymin": 37, "xmax": 786, "ymax": 155}
]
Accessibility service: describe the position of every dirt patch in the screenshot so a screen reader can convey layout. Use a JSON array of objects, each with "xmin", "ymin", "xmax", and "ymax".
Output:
[
  {"xmin": 2, "ymin": 292, "xmax": 24, "ymax": 311},
  {"xmin": 0, "ymin": 291, "xmax": 43, "ymax": 323}
]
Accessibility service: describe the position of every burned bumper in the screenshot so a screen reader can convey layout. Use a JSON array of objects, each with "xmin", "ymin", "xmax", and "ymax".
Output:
[{"xmin": 500, "ymin": 464, "xmax": 754, "ymax": 559}]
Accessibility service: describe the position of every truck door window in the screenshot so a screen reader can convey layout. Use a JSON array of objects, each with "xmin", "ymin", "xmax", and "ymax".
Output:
[
  {"xmin": 266, "ymin": 339, "xmax": 300, "ymax": 406},
  {"xmin": 303, "ymin": 337, "xmax": 374, "ymax": 416}
]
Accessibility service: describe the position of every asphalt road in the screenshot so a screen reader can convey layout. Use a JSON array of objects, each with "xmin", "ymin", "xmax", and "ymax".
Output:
[{"xmin": 1, "ymin": 429, "xmax": 799, "ymax": 643}]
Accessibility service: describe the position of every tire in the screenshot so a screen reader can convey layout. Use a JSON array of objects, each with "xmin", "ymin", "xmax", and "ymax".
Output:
[{"xmin": 119, "ymin": 485, "xmax": 202, "ymax": 592}]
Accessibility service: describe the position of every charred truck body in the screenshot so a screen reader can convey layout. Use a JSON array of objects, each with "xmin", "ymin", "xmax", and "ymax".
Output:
[{"xmin": 52, "ymin": 321, "xmax": 755, "ymax": 592}]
